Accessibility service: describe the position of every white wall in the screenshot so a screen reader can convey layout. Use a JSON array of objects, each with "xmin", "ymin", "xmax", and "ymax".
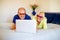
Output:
[
  {"xmin": 0, "ymin": 0, "xmax": 2, "ymax": 23},
  {"xmin": 0, "ymin": 0, "xmax": 50, "ymax": 23},
  {"xmin": 0, "ymin": 0, "xmax": 60, "ymax": 23},
  {"xmin": 0, "ymin": 0, "xmax": 1, "ymax": 11},
  {"xmin": 49, "ymin": 0, "xmax": 60, "ymax": 12},
  {"xmin": 0, "ymin": 0, "xmax": 32, "ymax": 23}
]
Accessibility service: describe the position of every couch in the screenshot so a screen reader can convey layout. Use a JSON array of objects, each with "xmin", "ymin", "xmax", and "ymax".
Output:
[{"xmin": 45, "ymin": 12, "xmax": 60, "ymax": 24}]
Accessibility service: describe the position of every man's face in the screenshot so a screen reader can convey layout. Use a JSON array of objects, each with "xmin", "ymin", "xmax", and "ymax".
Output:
[{"xmin": 18, "ymin": 9, "xmax": 26, "ymax": 20}]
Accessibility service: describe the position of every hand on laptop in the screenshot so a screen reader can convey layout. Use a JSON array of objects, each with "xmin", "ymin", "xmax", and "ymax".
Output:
[
  {"xmin": 10, "ymin": 23, "xmax": 16, "ymax": 30},
  {"xmin": 36, "ymin": 27, "xmax": 40, "ymax": 30}
]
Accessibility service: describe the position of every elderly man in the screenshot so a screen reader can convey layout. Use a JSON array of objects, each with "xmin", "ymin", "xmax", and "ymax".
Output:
[{"xmin": 11, "ymin": 8, "xmax": 31, "ymax": 30}]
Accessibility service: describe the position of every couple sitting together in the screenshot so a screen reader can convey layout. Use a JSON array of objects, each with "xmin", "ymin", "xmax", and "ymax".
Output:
[{"xmin": 11, "ymin": 7, "xmax": 47, "ymax": 30}]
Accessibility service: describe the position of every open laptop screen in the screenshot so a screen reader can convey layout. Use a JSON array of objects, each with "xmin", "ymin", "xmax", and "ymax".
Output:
[{"xmin": 16, "ymin": 20, "xmax": 37, "ymax": 33}]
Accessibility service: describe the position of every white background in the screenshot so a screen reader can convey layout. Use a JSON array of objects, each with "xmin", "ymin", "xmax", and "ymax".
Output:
[{"xmin": 0, "ymin": 0, "xmax": 60, "ymax": 23}]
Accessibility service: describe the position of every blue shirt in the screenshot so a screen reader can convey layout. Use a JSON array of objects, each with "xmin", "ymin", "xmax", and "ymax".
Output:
[{"xmin": 13, "ymin": 14, "xmax": 31, "ymax": 24}]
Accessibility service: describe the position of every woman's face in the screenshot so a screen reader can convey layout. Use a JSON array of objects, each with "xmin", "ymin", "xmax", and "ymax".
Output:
[{"xmin": 37, "ymin": 13, "xmax": 44, "ymax": 21}]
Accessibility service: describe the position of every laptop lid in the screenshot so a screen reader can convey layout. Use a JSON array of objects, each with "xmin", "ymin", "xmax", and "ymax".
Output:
[{"xmin": 16, "ymin": 20, "xmax": 37, "ymax": 33}]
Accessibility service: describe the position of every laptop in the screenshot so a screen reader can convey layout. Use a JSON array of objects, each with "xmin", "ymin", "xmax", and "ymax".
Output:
[{"xmin": 16, "ymin": 20, "xmax": 37, "ymax": 33}]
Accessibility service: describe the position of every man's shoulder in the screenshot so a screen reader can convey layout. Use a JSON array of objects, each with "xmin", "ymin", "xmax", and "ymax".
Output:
[
  {"xmin": 25, "ymin": 14, "xmax": 30, "ymax": 17},
  {"xmin": 25, "ymin": 14, "xmax": 31, "ymax": 19},
  {"xmin": 14, "ymin": 14, "xmax": 18, "ymax": 17},
  {"xmin": 14, "ymin": 14, "xmax": 19, "ymax": 19}
]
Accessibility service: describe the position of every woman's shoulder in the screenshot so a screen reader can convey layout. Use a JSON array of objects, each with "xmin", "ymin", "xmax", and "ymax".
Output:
[
  {"xmin": 42, "ymin": 17, "xmax": 47, "ymax": 22},
  {"xmin": 43, "ymin": 17, "xmax": 47, "ymax": 20}
]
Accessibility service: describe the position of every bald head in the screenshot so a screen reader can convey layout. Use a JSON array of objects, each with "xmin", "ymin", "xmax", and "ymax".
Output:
[{"xmin": 18, "ymin": 8, "xmax": 26, "ymax": 14}]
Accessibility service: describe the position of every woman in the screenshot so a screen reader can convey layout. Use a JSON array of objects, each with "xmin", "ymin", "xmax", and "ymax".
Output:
[{"xmin": 32, "ymin": 12, "xmax": 47, "ymax": 30}]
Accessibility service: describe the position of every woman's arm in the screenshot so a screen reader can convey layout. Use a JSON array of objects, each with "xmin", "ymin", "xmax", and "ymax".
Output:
[{"xmin": 43, "ymin": 18, "xmax": 47, "ymax": 29}]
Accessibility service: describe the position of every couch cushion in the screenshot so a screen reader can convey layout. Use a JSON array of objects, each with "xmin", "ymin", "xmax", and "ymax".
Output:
[
  {"xmin": 52, "ymin": 14, "xmax": 60, "ymax": 24},
  {"xmin": 45, "ymin": 13, "xmax": 55, "ymax": 23},
  {"xmin": 45, "ymin": 12, "xmax": 60, "ymax": 24}
]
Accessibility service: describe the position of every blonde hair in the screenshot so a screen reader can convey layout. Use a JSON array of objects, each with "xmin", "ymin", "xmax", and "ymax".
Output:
[{"xmin": 37, "ymin": 12, "xmax": 45, "ymax": 17}]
